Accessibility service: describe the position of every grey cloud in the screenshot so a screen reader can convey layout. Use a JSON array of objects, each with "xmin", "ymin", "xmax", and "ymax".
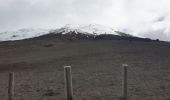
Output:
[{"xmin": 156, "ymin": 16, "xmax": 165, "ymax": 22}]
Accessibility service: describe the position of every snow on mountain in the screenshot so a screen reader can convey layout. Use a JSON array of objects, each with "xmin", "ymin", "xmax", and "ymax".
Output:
[
  {"xmin": 78, "ymin": 24, "xmax": 118, "ymax": 35},
  {"xmin": 0, "ymin": 24, "xmax": 134, "ymax": 41},
  {"xmin": 0, "ymin": 28, "xmax": 50, "ymax": 41},
  {"xmin": 51, "ymin": 24, "xmax": 119, "ymax": 35}
]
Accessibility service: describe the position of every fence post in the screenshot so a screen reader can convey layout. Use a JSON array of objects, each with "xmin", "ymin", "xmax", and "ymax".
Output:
[
  {"xmin": 64, "ymin": 66, "xmax": 73, "ymax": 100},
  {"xmin": 8, "ymin": 72, "xmax": 14, "ymax": 100},
  {"xmin": 122, "ymin": 64, "xmax": 128, "ymax": 100}
]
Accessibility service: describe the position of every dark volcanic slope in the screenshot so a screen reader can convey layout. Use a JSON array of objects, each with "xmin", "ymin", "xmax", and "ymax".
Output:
[
  {"xmin": 0, "ymin": 39, "xmax": 170, "ymax": 100},
  {"xmin": 29, "ymin": 31, "xmax": 152, "ymax": 42}
]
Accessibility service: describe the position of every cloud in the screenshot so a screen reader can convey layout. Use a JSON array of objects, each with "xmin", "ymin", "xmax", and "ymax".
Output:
[
  {"xmin": 123, "ymin": 0, "xmax": 170, "ymax": 41},
  {"xmin": 0, "ymin": 0, "xmax": 126, "ymax": 31},
  {"xmin": 0, "ymin": 0, "xmax": 170, "ymax": 41}
]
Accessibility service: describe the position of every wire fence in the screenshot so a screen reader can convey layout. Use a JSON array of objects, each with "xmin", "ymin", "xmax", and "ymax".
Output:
[{"xmin": 0, "ymin": 64, "xmax": 167, "ymax": 100}]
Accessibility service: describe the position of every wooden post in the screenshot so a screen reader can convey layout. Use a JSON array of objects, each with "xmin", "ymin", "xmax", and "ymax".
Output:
[
  {"xmin": 64, "ymin": 66, "xmax": 73, "ymax": 100},
  {"xmin": 8, "ymin": 72, "xmax": 14, "ymax": 100},
  {"xmin": 122, "ymin": 64, "xmax": 128, "ymax": 100}
]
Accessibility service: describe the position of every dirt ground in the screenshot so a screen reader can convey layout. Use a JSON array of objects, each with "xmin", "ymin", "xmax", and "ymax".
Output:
[{"xmin": 0, "ymin": 39, "xmax": 170, "ymax": 100}]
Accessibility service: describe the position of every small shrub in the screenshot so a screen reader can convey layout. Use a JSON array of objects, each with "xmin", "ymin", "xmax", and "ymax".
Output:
[
  {"xmin": 156, "ymin": 39, "xmax": 159, "ymax": 41},
  {"xmin": 43, "ymin": 44, "xmax": 54, "ymax": 47}
]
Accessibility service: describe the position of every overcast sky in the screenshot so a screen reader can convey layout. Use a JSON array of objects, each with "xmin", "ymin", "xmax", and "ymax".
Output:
[{"xmin": 0, "ymin": 0, "xmax": 170, "ymax": 41}]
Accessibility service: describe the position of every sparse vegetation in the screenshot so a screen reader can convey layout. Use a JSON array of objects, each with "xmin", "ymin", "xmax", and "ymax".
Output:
[{"xmin": 0, "ymin": 38, "xmax": 169, "ymax": 100}]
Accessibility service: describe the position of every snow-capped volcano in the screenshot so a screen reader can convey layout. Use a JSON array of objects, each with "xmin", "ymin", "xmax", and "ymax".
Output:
[
  {"xmin": 51, "ymin": 24, "xmax": 119, "ymax": 35},
  {"xmin": 0, "ymin": 24, "xmax": 134, "ymax": 41}
]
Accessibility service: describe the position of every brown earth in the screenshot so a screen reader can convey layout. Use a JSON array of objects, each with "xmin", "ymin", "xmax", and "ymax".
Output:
[{"xmin": 0, "ymin": 39, "xmax": 170, "ymax": 100}]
